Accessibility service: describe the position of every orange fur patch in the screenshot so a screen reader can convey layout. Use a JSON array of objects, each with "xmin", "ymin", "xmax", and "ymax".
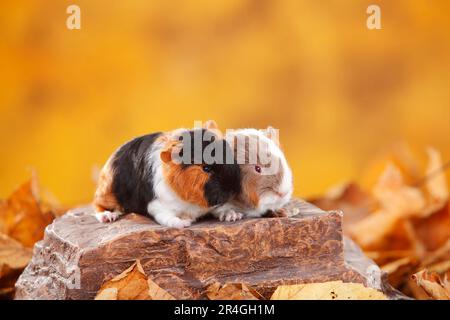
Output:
[
  {"xmin": 241, "ymin": 175, "xmax": 260, "ymax": 207},
  {"xmin": 247, "ymin": 190, "xmax": 259, "ymax": 207},
  {"xmin": 93, "ymin": 157, "xmax": 122, "ymax": 212},
  {"xmin": 159, "ymin": 134, "xmax": 183, "ymax": 164},
  {"xmin": 163, "ymin": 162, "xmax": 210, "ymax": 208}
]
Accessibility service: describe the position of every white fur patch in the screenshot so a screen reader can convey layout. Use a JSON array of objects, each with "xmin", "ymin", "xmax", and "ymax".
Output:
[{"xmin": 145, "ymin": 139, "xmax": 209, "ymax": 227}]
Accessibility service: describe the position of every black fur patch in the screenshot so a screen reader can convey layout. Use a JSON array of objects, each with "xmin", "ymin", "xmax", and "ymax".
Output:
[
  {"xmin": 111, "ymin": 132, "xmax": 162, "ymax": 214},
  {"xmin": 176, "ymin": 129, "xmax": 241, "ymax": 207},
  {"xmin": 180, "ymin": 129, "xmax": 241, "ymax": 207},
  {"xmin": 204, "ymin": 138, "xmax": 241, "ymax": 206},
  {"xmin": 204, "ymin": 161, "xmax": 241, "ymax": 206}
]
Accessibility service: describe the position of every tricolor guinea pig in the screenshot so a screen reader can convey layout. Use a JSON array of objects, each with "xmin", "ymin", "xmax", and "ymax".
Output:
[
  {"xmin": 212, "ymin": 127, "xmax": 293, "ymax": 222},
  {"xmin": 93, "ymin": 121, "xmax": 241, "ymax": 228}
]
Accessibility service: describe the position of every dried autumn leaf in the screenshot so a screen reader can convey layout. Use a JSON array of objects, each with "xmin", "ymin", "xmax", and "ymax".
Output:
[
  {"xmin": 406, "ymin": 278, "xmax": 431, "ymax": 300},
  {"xmin": 365, "ymin": 249, "xmax": 414, "ymax": 266},
  {"xmin": 94, "ymin": 288, "xmax": 118, "ymax": 300},
  {"xmin": 381, "ymin": 257, "xmax": 414, "ymax": 274},
  {"xmin": 148, "ymin": 278, "xmax": 175, "ymax": 300},
  {"xmin": 270, "ymin": 281, "xmax": 387, "ymax": 300},
  {"xmin": 424, "ymin": 148, "xmax": 448, "ymax": 214},
  {"xmin": 95, "ymin": 260, "xmax": 174, "ymax": 300},
  {"xmin": 414, "ymin": 204, "xmax": 450, "ymax": 251},
  {"xmin": 360, "ymin": 144, "xmax": 423, "ymax": 189},
  {"xmin": 420, "ymin": 238, "xmax": 450, "ymax": 267},
  {"xmin": 443, "ymin": 271, "xmax": 450, "ymax": 293},
  {"xmin": 348, "ymin": 210, "xmax": 398, "ymax": 249},
  {"xmin": 206, "ymin": 282, "xmax": 263, "ymax": 300},
  {"xmin": 95, "ymin": 260, "xmax": 149, "ymax": 300},
  {"xmin": 349, "ymin": 164, "xmax": 426, "ymax": 249},
  {"xmin": 402, "ymin": 219, "xmax": 426, "ymax": 258},
  {"xmin": 0, "ymin": 233, "xmax": 32, "ymax": 282},
  {"xmin": 0, "ymin": 233, "xmax": 32, "ymax": 297},
  {"xmin": 373, "ymin": 164, "xmax": 425, "ymax": 216},
  {"xmin": 427, "ymin": 260, "xmax": 450, "ymax": 274},
  {"xmin": 310, "ymin": 182, "xmax": 376, "ymax": 228},
  {"xmin": 381, "ymin": 257, "xmax": 417, "ymax": 288},
  {"xmin": 0, "ymin": 175, "xmax": 55, "ymax": 247},
  {"xmin": 412, "ymin": 269, "xmax": 450, "ymax": 300},
  {"xmin": 0, "ymin": 233, "xmax": 32, "ymax": 271},
  {"xmin": 0, "ymin": 287, "xmax": 15, "ymax": 300}
]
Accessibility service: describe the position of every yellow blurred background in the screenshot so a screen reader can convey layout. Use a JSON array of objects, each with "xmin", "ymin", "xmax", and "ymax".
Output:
[{"xmin": 1, "ymin": 1, "xmax": 449, "ymax": 206}]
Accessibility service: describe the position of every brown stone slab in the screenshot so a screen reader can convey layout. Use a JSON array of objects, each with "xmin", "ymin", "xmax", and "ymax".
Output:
[{"xmin": 15, "ymin": 199, "xmax": 401, "ymax": 299}]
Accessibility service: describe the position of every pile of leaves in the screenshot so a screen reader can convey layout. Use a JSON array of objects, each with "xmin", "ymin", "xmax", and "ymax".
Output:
[
  {"xmin": 311, "ymin": 148, "xmax": 450, "ymax": 300},
  {"xmin": 0, "ymin": 174, "xmax": 63, "ymax": 299},
  {"xmin": 95, "ymin": 260, "xmax": 387, "ymax": 300}
]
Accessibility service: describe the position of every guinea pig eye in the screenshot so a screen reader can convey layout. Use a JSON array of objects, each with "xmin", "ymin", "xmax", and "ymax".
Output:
[
  {"xmin": 202, "ymin": 165, "xmax": 212, "ymax": 173},
  {"xmin": 254, "ymin": 165, "xmax": 262, "ymax": 173}
]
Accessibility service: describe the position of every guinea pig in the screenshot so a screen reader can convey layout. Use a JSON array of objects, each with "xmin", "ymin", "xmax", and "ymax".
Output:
[
  {"xmin": 212, "ymin": 127, "xmax": 293, "ymax": 222},
  {"xmin": 93, "ymin": 121, "xmax": 241, "ymax": 228}
]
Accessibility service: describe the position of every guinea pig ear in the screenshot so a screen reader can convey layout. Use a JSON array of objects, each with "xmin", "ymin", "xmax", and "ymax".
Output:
[
  {"xmin": 160, "ymin": 142, "xmax": 181, "ymax": 164},
  {"xmin": 203, "ymin": 120, "xmax": 223, "ymax": 138},
  {"xmin": 160, "ymin": 147, "xmax": 173, "ymax": 163},
  {"xmin": 263, "ymin": 126, "xmax": 280, "ymax": 146},
  {"xmin": 203, "ymin": 120, "xmax": 219, "ymax": 130}
]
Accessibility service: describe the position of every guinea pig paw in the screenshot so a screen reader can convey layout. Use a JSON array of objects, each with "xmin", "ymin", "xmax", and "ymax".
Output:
[
  {"xmin": 166, "ymin": 217, "xmax": 192, "ymax": 229},
  {"xmin": 95, "ymin": 210, "xmax": 121, "ymax": 223},
  {"xmin": 220, "ymin": 210, "xmax": 243, "ymax": 222}
]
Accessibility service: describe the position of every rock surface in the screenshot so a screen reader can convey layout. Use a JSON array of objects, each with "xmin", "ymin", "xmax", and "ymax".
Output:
[{"xmin": 15, "ymin": 199, "xmax": 399, "ymax": 299}]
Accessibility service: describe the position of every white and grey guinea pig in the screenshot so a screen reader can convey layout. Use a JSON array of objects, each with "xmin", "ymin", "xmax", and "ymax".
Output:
[
  {"xmin": 93, "ymin": 121, "xmax": 241, "ymax": 228},
  {"xmin": 212, "ymin": 127, "xmax": 293, "ymax": 222}
]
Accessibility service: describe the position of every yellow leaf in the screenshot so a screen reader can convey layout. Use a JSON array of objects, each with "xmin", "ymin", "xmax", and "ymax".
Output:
[
  {"xmin": 94, "ymin": 288, "xmax": 118, "ymax": 300},
  {"xmin": 95, "ymin": 260, "xmax": 175, "ymax": 300},
  {"xmin": 206, "ymin": 282, "xmax": 263, "ymax": 300},
  {"xmin": 270, "ymin": 281, "xmax": 387, "ymax": 300}
]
